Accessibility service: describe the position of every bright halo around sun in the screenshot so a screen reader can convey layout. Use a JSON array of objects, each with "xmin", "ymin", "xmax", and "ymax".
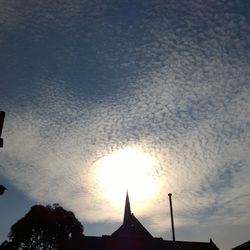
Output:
[{"xmin": 94, "ymin": 147, "xmax": 159, "ymax": 207}]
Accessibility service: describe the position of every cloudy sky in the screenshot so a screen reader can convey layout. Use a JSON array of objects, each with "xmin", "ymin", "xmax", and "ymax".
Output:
[{"xmin": 0, "ymin": 1, "xmax": 250, "ymax": 249}]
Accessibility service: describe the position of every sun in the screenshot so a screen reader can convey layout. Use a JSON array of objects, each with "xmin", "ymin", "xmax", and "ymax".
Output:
[{"xmin": 93, "ymin": 147, "xmax": 159, "ymax": 207}]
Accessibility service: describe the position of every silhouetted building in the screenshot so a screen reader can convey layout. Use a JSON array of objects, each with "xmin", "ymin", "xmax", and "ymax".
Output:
[
  {"xmin": 231, "ymin": 241, "xmax": 250, "ymax": 250},
  {"xmin": 84, "ymin": 193, "xmax": 220, "ymax": 250}
]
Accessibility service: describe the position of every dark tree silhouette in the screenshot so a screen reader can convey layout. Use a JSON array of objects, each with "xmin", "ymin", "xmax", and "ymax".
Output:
[
  {"xmin": 2, "ymin": 204, "xmax": 84, "ymax": 250},
  {"xmin": 0, "ymin": 241, "xmax": 15, "ymax": 250}
]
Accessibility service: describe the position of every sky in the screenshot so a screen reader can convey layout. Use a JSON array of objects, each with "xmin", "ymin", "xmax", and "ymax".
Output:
[{"xmin": 0, "ymin": 0, "xmax": 250, "ymax": 249}]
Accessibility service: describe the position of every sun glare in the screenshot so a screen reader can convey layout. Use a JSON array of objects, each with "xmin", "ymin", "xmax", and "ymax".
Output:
[{"xmin": 94, "ymin": 147, "xmax": 159, "ymax": 207}]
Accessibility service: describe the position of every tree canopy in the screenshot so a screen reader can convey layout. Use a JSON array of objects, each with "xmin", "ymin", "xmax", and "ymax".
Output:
[{"xmin": 1, "ymin": 204, "xmax": 84, "ymax": 250}]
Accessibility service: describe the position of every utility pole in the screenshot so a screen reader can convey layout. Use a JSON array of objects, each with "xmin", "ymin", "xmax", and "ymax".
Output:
[
  {"xmin": 168, "ymin": 193, "xmax": 176, "ymax": 241},
  {"xmin": 0, "ymin": 111, "xmax": 5, "ymax": 147},
  {"xmin": 0, "ymin": 111, "xmax": 7, "ymax": 196}
]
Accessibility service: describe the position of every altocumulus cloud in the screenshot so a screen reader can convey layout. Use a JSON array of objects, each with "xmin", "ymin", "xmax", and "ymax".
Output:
[{"xmin": 0, "ymin": 0, "xmax": 250, "ymax": 248}]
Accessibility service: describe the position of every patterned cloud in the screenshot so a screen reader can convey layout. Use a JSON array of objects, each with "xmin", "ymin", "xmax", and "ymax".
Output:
[{"xmin": 0, "ymin": 1, "xmax": 250, "ymax": 249}]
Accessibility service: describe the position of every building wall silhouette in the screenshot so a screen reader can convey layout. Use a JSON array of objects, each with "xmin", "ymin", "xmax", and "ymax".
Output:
[{"xmin": 84, "ymin": 193, "xmax": 220, "ymax": 250}]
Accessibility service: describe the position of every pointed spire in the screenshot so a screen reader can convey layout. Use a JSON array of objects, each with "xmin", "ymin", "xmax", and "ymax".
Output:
[{"xmin": 123, "ymin": 190, "xmax": 131, "ymax": 224}]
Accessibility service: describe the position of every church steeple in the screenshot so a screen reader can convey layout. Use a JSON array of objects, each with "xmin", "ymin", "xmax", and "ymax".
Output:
[
  {"xmin": 112, "ymin": 191, "xmax": 153, "ymax": 238},
  {"xmin": 123, "ymin": 191, "xmax": 131, "ymax": 224}
]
